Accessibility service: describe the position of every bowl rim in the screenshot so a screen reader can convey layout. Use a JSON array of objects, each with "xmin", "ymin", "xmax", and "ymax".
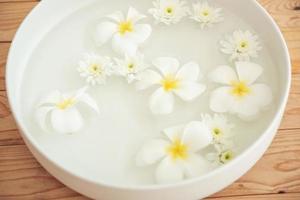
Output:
[{"xmin": 5, "ymin": 0, "xmax": 291, "ymax": 191}]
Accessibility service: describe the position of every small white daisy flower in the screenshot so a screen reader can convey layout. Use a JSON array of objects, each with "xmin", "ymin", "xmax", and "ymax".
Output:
[
  {"xmin": 136, "ymin": 121, "xmax": 212, "ymax": 184},
  {"xmin": 136, "ymin": 57, "xmax": 206, "ymax": 115},
  {"xmin": 220, "ymin": 30, "xmax": 262, "ymax": 61},
  {"xmin": 209, "ymin": 62, "xmax": 273, "ymax": 119},
  {"xmin": 206, "ymin": 147, "xmax": 235, "ymax": 167},
  {"xmin": 149, "ymin": 0, "xmax": 190, "ymax": 25},
  {"xmin": 114, "ymin": 53, "xmax": 148, "ymax": 83},
  {"xmin": 95, "ymin": 7, "xmax": 152, "ymax": 56},
  {"xmin": 190, "ymin": 1, "xmax": 223, "ymax": 29},
  {"xmin": 36, "ymin": 87, "xmax": 99, "ymax": 134},
  {"xmin": 201, "ymin": 113, "xmax": 234, "ymax": 148},
  {"xmin": 77, "ymin": 53, "xmax": 113, "ymax": 86}
]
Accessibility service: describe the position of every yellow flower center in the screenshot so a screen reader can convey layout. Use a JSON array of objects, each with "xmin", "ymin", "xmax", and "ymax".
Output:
[
  {"xmin": 119, "ymin": 21, "xmax": 133, "ymax": 35},
  {"xmin": 240, "ymin": 41, "xmax": 248, "ymax": 49},
  {"xmin": 167, "ymin": 139, "xmax": 188, "ymax": 161},
  {"xmin": 219, "ymin": 150, "xmax": 234, "ymax": 164},
  {"xmin": 202, "ymin": 10, "xmax": 210, "ymax": 16},
  {"xmin": 128, "ymin": 63, "xmax": 135, "ymax": 70},
  {"xmin": 56, "ymin": 98, "xmax": 75, "ymax": 110},
  {"xmin": 230, "ymin": 81, "xmax": 251, "ymax": 97},
  {"xmin": 212, "ymin": 127, "xmax": 223, "ymax": 138},
  {"xmin": 89, "ymin": 64, "xmax": 102, "ymax": 75},
  {"xmin": 165, "ymin": 7, "xmax": 174, "ymax": 14},
  {"xmin": 161, "ymin": 75, "xmax": 179, "ymax": 92}
]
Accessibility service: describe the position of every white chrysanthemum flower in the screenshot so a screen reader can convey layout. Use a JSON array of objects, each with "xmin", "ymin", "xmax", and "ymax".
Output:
[
  {"xmin": 149, "ymin": 0, "xmax": 190, "ymax": 25},
  {"xmin": 201, "ymin": 114, "xmax": 234, "ymax": 148},
  {"xmin": 36, "ymin": 87, "xmax": 99, "ymax": 134},
  {"xmin": 136, "ymin": 121, "xmax": 212, "ymax": 184},
  {"xmin": 95, "ymin": 7, "xmax": 152, "ymax": 56},
  {"xmin": 220, "ymin": 30, "xmax": 262, "ymax": 61},
  {"xmin": 136, "ymin": 57, "xmax": 206, "ymax": 115},
  {"xmin": 206, "ymin": 146, "xmax": 235, "ymax": 167},
  {"xmin": 77, "ymin": 53, "xmax": 113, "ymax": 86},
  {"xmin": 114, "ymin": 54, "xmax": 148, "ymax": 83},
  {"xmin": 209, "ymin": 62, "xmax": 273, "ymax": 119},
  {"xmin": 190, "ymin": 1, "xmax": 223, "ymax": 29}
]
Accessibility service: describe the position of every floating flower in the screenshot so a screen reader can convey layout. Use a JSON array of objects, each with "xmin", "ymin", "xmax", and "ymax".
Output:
[
  {"xmin": 95, "ymin": 7, "xmax": 152, "ymax": 56},
  {"xmin": 136, "ymin": 121, "xmax": 212, "ymax": 184},
  {"xmin": 114, "ymin": 53, "xmax": 148, "ymax": 83},
  {"xmin": 220, "ymin": 30, "xmax": 262, "ymax": 61},
  {"xmin": 190, "ymin": 1, "xmax": 223, "ymax": 29},
  {"xmin": 77, "ymin": 53, "xmax": 113, "ymax": 86},
  {"xmin": 201, "ymin": 114, "xmax": 234, "ymax": 148},
  {"xmin": 36, "ymin": 87, "xmax": 99, "ymax": 134},
  {"xmin": 149, "ymin": 0, "xmax": 190, "ymax": 25},
  {"xmin": 209, "ymin": 61, "xmax": 273, "ymax": 119},
  {"xmin": 136, "ymin": 57, "xmax": 206, "ymax": 115},
  {"xmin": 206, "ymin": 146, "xmax": 235, "ymax": 167}
]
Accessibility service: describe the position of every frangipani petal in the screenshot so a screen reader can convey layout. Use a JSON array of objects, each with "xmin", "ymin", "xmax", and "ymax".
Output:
[
  {"xmin": 210, "ymin": 65, "xmax": 237, "ymax": 85},
  {"xmin": 163, "ymin": 124, "xmax": 186, "ymax": 142},
  {"xmin": 107, "ymin": 11, "xmax": 125, "ymax": 22},
  {"xmin": 236, "ymin": 61, "xmax": 263, "ymax": 84},
  {"xmin": 176, "ymin": 62, "xmax": 200, "ymax": 81},
  {"xmin": 182, "ymin": 121, "xmax": 212, "ymax": 152},
  {"xmin": 150, "ymin": 88, "xmax": 174, "ymax": 115},
  {"xmin": 40, "ymin": 90, "xmax": 61, "ymax": 106},
  {"xmin": 50, "ymin": 108, "xmax": 84, "ymax": 134},
  {"xmin": 112, "ymin": 34, "xmax": 138, "ymax": 56},
  {"xmin": 152, "ymin": 57, "xmax": 180, "ymax": 76},
  {"xmin": 250, "ymin": 84, "xmax": 273, "ymax": 107},
  {"xmin": 136, "ymin": 139, "xmax": 169, "ymax": 166},
  {"xmin": 127, "ymin": 7, "xmax": 147, "ymax": 23},
  {"xmin": 95, "ymin": 22, "xmax": 117, "ymax": 46},
  {"xmin": 210, "ymin": 87, "xmax": 233, "ymax": 113},
  {"xmin": 128, "ymin": 24, "xmax": 152, "ymax": 44},
  {"xmin": 155, "ymin": 157, "xmax": 184, "ymax": 184},
  {"xmin": 77, "ymin": 93, "xmax": 100, "ymax": 114},
  {"xmin": 174, "ymin": 81, "xmax": 206, "ymax": 101},
  {"xmin": 135, "ymin": 70, "xmax": 162, "ymax": 90},
  {"xmin": 36, "ymin": 106, "xmax": 54, "ymax": 131},
  {"xmin": 183, "ymin": 154, "xmax": 211, "ymax": 178}
]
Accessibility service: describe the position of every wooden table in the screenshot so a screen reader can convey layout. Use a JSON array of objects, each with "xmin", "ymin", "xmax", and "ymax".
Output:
[{"xmin": 0, "ymin": 0, "xmax": 299, "ymax": 199}]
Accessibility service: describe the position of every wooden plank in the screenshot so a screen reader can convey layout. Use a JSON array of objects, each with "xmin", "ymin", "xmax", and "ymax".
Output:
[
  {"xmin": 0, "ymin": 2, "xmax": 38, "ymax": 41},
  {"xmin": 208, "ymin": 193, "xmax": 300, "ymax": 200}
]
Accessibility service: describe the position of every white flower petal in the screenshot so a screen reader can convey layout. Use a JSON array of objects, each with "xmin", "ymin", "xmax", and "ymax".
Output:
[
  {"xmin": 182, "ymin": 121, "xmax": 212, "ymax": 152},
  {"xmin": 150, "ymin": 88, "xmax": 175, "ymax": 115},
  {"xmin": 183, "ymin": 154, "xmax": 211, "ymax": 178},
  {"xmin": 163, "ymin": 124, "xmax": 186, "ymax": 142},
  {"xmin": 236, "ymin": 61, "xmax": 263, "ymax": 84},
  {"xmin": 128, "ymin": 24, "xmax": 152, "ymax": 43},
  {"xmin": 39, "ymin": 90, "xmax": 61, "ymax": 106},
  {"xmin": 112, "ymin": 34, "xmax": 138, "ymax": 56},
  {"xmin": 210, "ymin": 87, "xmax": 233, "ymax": 113},
  {"xmin": 36, "ymin": 106, "xmax": 54, "ymax": 131},
  {"xmin": 127, "ymin": 7, "xmax": 147, "ymax": 23},
  {"xmin": 107, "ymin": 11, "xmax": 125, "ymax": 22},
  {"xmin": 250, "ymin": 84, "xmax": 273, "ymax": 107},
  {"xmin": 232, "ymin": 99, "xmax": 259, "ymax": 118},
  {"xmin": 77, "ymin": 93, "xmax": 100, "ymax": 114},
  {"xmin": 135, "ymin": 70, "xmax": 162, "ymax": 90},
  {"xmin": 210, "ymin": 65, "xmax": 237, "ymax": 85},
  {"xmin": 95, "ymin": 22, "xmax": 117, "ymax": 46},
  {"xmin": 152, "ymin": 57, "xmax": 180, "ymax": 76},
  {"xmin": 176, "ymin": 62, "xmax": 200, "ymax": 81},
  {"xmin": 50, "ymin": 108, "xmax": 84, "ymax": 134},
  {"xmin": 174, "ymin": 81, "xmax": 206, "ymax": 101},
  {"xmin": 136, "ymin": 139, "xmax": 169, "ymax": 167},
  {"xmin": 155, "ymin": 157, "xmax": 184, "ymax": 184}
]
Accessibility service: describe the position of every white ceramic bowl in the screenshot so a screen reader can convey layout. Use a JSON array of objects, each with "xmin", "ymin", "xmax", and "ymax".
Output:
[{"xmin": 6, "ymin": 0, "xmax": 291, "ymax": 199}]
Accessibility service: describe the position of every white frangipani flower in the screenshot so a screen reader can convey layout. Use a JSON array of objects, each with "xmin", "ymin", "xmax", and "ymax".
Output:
[
  {"xmin": 36, "ymin": 87, "xmax": 99, "ymax": 134},
  {"xmin": 114, "ymin": 53, "xmax": 148, "ymax": 83},
  {"xmin": 190, "ymin": 1, "xmax": 223, "ymax": 29},
  {"xmin": 95, "ymin": 7, "xmax": 152, "ymax": 56},
  {"xmin": 149, "ymin": 0, "xmax": 190, "ymax": 25},
  {"xmin": 201, "ymin": 113, "xmax": 234, "ymax": 147},
  {"xmin": 220, "ymin": 30, "xmax": 262, "ymax": 61},
  {"xmin": 209, "ymin": 62, "xmax": 273, "ymax": 119},
  {"xmin": 136, "ymin": 57, "xmax": 206, "ymax": 115},
  {"xmin": 77, "ymin": 53, "xmax": 113, "ymax": 86},
  {"xmin": 136, "ymin": 121, "xmax": 212, "ymax": 184}
]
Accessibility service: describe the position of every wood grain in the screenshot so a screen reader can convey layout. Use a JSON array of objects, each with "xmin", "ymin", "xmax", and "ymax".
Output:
[{"xmin": 0, "ymin": 0, "xmax": 299, "ymax": 199}]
